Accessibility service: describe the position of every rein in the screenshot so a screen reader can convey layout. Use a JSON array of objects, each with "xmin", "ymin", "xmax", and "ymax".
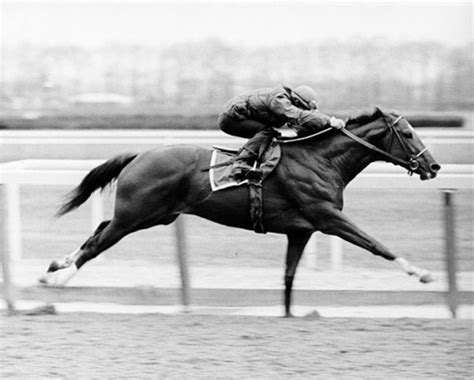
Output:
[
  {"xmin": 277, "ymin": 114, "xmax": 428, "ymax": 174},
  {"xmin": 277, "ymin": 127, "xmax": 334, "ymax": 144}
]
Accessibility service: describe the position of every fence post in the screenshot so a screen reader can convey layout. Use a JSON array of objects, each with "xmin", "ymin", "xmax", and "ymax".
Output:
[
  {"xmin": 90, "ymin": 191, "xmax": 104, "ymax": 232},
  {"xmin": 304, "ymin": 233, "xmax": 318, "ymax": 269},
  {"xmin": 89, "ymin": 191, "xmax": 105, "ymax": 262},
  {"xmin": 443, "ymin": 190, "xmax": 458, "ymax": 318},
  {"xmin": 330, "ymin": 236, "xmax": 343, "ymax": 271},
  {"xmin": 174, "ymin": 216, "xmax": 190, "ymax": 309},
  {"xmin": 1, "ymin": 184, "xmax": 15, "ymax": 313},
  {"xmin": 5, "ymin": 183, "xmax": 22, "ymax": 262}
]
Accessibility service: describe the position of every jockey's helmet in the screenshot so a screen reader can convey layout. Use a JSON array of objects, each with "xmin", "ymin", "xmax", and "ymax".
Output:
[{"xmin": 291, "ymin": 85, "xmax": 318, "ymax": 110}]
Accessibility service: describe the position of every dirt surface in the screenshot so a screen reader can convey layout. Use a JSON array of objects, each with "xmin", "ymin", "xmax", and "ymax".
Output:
[{"xmin": 1, "ymin": 312, "xmax": 472, "ymax": 379}]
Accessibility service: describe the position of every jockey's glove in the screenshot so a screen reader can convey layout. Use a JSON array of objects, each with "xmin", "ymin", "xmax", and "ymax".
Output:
[{"xmin": 330, "ymin": 117, "xmax": 345, "ymax": 129}]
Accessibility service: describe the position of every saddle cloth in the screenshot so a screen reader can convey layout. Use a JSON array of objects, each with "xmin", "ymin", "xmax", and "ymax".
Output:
[{"xmin": 209, "ymin": 141, "xmax": 281, "ymax": 191}]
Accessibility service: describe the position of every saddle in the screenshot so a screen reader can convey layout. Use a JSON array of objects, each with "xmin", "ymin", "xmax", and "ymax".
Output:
[{"xmin": 209, "ymin": 140, "xmax": 281, "ymax": 234}]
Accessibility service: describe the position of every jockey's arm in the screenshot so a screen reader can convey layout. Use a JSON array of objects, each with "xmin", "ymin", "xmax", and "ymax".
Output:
[
  {"xmin": 296, "ymin": 110, "xmax": 346, "ymax": 135},
  {"xmin": 269, "ymin": 93, "xmax": 307, "ymax": 122},
  {"xmin": 270, "ymin": 93, "xmax": 344, "ymax": 134}
]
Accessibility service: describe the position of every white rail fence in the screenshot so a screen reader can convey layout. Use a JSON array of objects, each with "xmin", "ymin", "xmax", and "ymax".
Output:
[
  {"xmin": 1, "ymin": 129, "xmax": 473, "ymax": 164},
  {"xmin": 1, "ymin": 159, "xmax": 472, "ymax": 264},
  {"xmin": 1, "ymin": 159, "xmax": 473, "ymax": 315}
]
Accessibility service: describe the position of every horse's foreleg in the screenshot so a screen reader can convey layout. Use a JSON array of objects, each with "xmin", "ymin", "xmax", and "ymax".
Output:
[
  {"xmin": 320, "ymin": 209, "xmax": 433, "ymax": 283},
  {"xmin": 284, "ymin": 232, "xmax": 312, "ymax": 317},
  {"xmin": 39, "ymin": 219, "xmax": 130, "ymax": 286}
]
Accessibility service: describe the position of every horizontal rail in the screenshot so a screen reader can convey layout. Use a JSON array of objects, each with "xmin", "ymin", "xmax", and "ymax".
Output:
[
  {"xmin": 8, "ymin": 286, "xmax": 474, "ymax": 307},
  {"xmin": 1, "ymin": 128, "xmax": 472, "ymax": 138},
  {"xmin": 1, "ymin": 160, "xmax": 472, "ymax": 189},
  {"xmin": 0, "ymin": 130, "xmax": 472, "ymax": 146},
  {"xmin": 2, "ymin": 129, "xmax": 472, "ymax": 165}
]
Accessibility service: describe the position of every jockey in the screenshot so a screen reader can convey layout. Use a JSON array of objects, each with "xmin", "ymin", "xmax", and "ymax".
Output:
[{"xmin": 217, "ymin": 84, "xmax": 346, "ymax": 169}]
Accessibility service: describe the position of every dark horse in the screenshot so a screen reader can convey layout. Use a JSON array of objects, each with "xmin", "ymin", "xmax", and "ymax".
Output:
[{"xmin": 40, "ymin": 107, "xmax": 441, "ymax": 317}]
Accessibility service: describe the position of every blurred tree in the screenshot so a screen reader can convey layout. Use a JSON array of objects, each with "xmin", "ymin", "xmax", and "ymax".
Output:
[{"xmin": 2, "ymin": 39, "xmax": 472, "ymax": 112}]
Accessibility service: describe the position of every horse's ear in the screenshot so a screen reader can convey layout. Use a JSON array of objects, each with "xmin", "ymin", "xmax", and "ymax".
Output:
[
  {"xmin": 374, "ymin": 106, "xmax": 384, "ymax": 116},
  {"xmin": 373, "ymin": 106, "xmax": 392, "ymax": 126}
]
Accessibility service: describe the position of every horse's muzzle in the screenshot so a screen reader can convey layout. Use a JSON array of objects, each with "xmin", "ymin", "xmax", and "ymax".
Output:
[
  {"xmin": 421, "ymin": 162, "xmax": 441, "ymax": 180},
  {"xmin": 430, "ymin": 163, "xmax": 441, "ymax": 174}
]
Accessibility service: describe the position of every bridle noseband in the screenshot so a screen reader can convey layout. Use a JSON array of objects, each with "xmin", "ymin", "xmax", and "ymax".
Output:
[
  {"xmin": 279, "ymin": 114, "xmax": 428, "ymax": 175},
  {"xmin": 386, "ymin": 115, "xmax": 428, "ymax": 173},
  {"xmin": 359, "ymin": 114, "xmax": 428, "ymax": 175}
]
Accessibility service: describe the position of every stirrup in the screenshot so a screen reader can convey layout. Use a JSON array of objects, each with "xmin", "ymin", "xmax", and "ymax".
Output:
[
  {"xmin": 249, "ymin": 161, "xmax": 259, "ymax": 171},
  {"xmin": 246, "ymin": 162, "xmax": 263, "ymax": 181}
]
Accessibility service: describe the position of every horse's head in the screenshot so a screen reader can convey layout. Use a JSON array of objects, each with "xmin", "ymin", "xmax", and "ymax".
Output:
[{"xmin": 347, "ymin": 107, "xmax": 441, "ymax": 180}]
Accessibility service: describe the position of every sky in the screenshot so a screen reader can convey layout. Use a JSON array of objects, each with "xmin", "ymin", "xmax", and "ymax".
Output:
[{"xmin": 1, "ymin": 0, "xmax": 472, "ymax": 47}]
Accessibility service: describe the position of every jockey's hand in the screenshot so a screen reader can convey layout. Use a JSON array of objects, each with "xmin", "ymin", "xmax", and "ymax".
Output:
[{"xmin": 330, "ymin": 117, "xmax": 345, "ymax": 129}]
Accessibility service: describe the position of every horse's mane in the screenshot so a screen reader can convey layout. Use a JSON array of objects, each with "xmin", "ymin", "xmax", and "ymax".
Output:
[
  {"xmin": 345, "ymin": 106, "xmax": 383, "ymax": 126},
  {"xmin": 284, "ymin": 106, "xmax": 396, "ymax": 141},
  {"xmin": 345, "ymin": 106, "xmax": 403, "ymax": 127}
]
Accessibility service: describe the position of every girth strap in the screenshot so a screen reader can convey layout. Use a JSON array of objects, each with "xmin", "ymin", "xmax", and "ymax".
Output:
[{"xmin": 248, "ymin": 178, "xmax": 266, "ymax": 234}]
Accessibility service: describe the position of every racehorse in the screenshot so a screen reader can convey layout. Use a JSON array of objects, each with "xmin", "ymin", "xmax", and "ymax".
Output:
[{"xmin": 40, "ymin": 107, "xmax": 441, "ymax": 317}]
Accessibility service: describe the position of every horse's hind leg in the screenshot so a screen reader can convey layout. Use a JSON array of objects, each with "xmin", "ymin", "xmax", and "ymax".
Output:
[
  {"xmin": 39, "ymin": 211, "xmax": 180, "ymax": 287},
  {"xmin": 73, "ymin": 213, "xmax": 179, "ymax": 269},
  {"xmin": 39, "ymin": 219, "xmax": 132, "ymax": 286}
]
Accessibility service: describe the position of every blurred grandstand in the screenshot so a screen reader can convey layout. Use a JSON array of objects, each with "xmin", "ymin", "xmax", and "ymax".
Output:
[{"xmin": 1, "ymin": 39, "xmax": 472, "ymax": 128}]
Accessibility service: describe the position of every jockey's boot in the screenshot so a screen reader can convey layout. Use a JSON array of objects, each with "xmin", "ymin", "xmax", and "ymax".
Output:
[
  {"xmin": 230, "ymin": 147, "xmax": 258, "ymax": 180},
  {"xmin": 231, "ymin": 128, "xmax": 277, "ymax": 180}
]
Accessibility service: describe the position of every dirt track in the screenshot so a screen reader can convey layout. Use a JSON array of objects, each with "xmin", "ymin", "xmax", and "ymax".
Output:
[{"xmin": 1, "ymin": 313, "xmax": 472, "ymax": 379}]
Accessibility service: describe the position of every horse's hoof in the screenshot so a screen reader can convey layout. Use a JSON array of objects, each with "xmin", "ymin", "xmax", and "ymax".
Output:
[
  {"xmin": 304, "ymin": 310, "xmax": 321, "ymax": 320},
  {"xmin": 47, "ymin": 260, "xmax": 61, "ymax": 273},
  {"xmin": 39, "ymin": 264, "xmax": 78, "ymax": 287},
  {"xmin": 38, "ymin": 274, "xmax": 62, "ymax": 288},
  {"xmin": 284, "ymin": 312, "xmax": 295, "ymax": 318},
  {"xmin": 22, "ymin": 304, "xmax": 57, "ymax": 316},
  {"xmin": 38, "ymin": 273, "xmax": 65, "ymax": 287},
  {"xmin": 420, "ymin": 272, "xmax": 434, "ymax": 284}
]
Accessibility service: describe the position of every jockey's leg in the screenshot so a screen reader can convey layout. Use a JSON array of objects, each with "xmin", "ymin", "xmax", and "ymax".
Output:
[
  {"xmin": 218, "ymin": 113, "xmax": 264, "ymax": 139},
  {"xmin": 218, "ymin": 114, "xmax": 278, "ymax": 178},
  {"xmin": 235, "ymin": 126, "xmax": 277, "ymax": 159},
  {"xmin": 218, "ymin": 114, "xmax": 274, "ymax": 159},
  {"xmin": 229, "ymin": 128, "xmax": 277, "ymax": 181},
  {"xmin": 255, "ymin": 128, "xmax": 280, "ymax": 160}
]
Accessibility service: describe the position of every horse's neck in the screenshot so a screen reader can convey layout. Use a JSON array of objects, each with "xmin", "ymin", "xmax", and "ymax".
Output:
[
  {"xmin": 329, "ymin": 138, "xmax": 376, "ymax": 185},
  {"xmin": 309, "ymin": 122, "xmax": 381, "ymax": 186}
]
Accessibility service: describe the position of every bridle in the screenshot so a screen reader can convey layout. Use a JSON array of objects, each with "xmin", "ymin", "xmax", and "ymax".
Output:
[
  {"xmin": 340, "ymin": 115, "xmax": 428, "ymax": 175},
  {"xmin": 279, "ymin": 114, "xmax": 428, "ymax": 175}
]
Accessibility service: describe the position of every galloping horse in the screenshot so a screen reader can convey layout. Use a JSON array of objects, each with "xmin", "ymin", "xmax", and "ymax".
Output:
[{"xmin": 41, "ymin": 107, "xmax": 441, "ymax": 317}]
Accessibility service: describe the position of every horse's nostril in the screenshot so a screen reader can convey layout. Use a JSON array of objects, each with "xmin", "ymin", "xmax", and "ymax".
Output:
[{"xmin": 430, "ymin": 163, "xmax": 441, "ymax": 172}]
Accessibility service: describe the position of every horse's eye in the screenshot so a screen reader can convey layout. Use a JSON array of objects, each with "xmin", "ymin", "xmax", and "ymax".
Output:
[{"xmin": 402, "ymin": 131, "xmax": 413, "ymax": 138}]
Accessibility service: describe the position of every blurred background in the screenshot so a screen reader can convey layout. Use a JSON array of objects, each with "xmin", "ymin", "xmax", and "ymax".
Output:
[
  {"xmin": 1, "ymin": 0, "xmax": 472, "ymax": 128},
  {"xmin": 0, "ymin": 1, "xmax": 472, "ymax": 272},
  {"xmin": 1, "ymin": 3, "xmax": 473, "ymax": 375}
]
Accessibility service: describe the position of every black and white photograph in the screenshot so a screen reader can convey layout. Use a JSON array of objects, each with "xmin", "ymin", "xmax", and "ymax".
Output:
[{"xmin": 1, "ymin": 0, "xmax": 472, "ymax": 378}]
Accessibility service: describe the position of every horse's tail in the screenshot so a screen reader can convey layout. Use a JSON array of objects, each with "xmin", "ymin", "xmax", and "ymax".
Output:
[{"xmin": 56, "ymin": 153, "xmax": 138, "ymax": 217}]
